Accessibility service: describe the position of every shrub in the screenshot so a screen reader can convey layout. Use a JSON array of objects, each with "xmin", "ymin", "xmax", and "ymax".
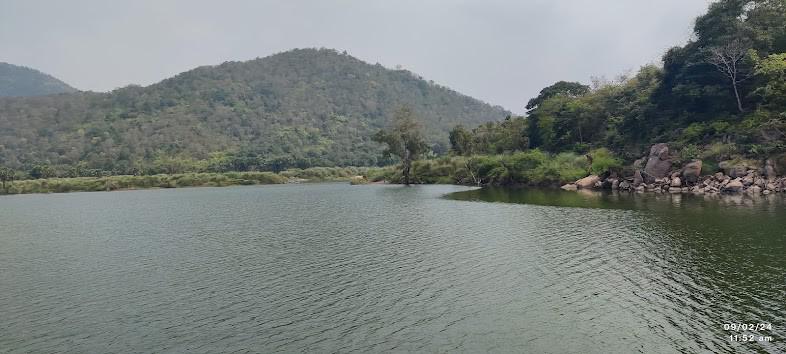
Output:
[{"xmin": 588, "ymin": 148, "xmax": 622, "ymax": 175}]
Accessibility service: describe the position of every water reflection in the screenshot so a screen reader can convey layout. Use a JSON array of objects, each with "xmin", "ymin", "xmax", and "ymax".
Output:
[
  {"xmin": 448, "ymin": 187, "xmax": 786, "ymax": 352},
  {"xmin": 0, "ymin": 185, "xmax": 783, "ymax": 353}
]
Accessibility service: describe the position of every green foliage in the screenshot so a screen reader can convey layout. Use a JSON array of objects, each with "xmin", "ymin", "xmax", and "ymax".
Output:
[
  {"xmin": 449, "ymin": 116, "xmax": 529, "ymax": 155},
  {"xmin": 514, "ymin": 1, "xmax": 786, "ymax": 163},
  {"xmin": 448, "ymin": 125, "xmax": 474, "ymax": 155},
  {"xmin": 1, "ymin": 172, "xmax": 287, "ymax": 195},
  {"xmin": 703, "ymin": 142, "xmax": 740, "ymax": 161},
  {"xmin": 373, "ymin": 106, "xmax": 428, "ymax": 185},
  {"xmin": 0, "ymin": 62, "xmax": 76, "ymax": 97},
  {"xmin": 525, "ymin": 81, "xmax": 590, "ymax": 111},
  {"xmin": 0, "ymin": 49, "xmax": 508, "ymax": 174},
  {"xmin": 29, "ymin": 164, "xmax": 55, "ymax": 179},
  {"xmin": 380, "ymin": 150, "xmax": 595, "ymax": 186},
  {"xmin": 588, "ymin": 148, "xmax": 622, "ymax": 175},
  {"xmin": 679, "ymin": 144, "xmax": 702, "ymax": 162},
  {"xmin": 753, "ymin": 52, "xmax": 786, "ymax": 108},
  {"xmin": 0, "ymin": 166, "xmax": 383, "ymax": 195}
]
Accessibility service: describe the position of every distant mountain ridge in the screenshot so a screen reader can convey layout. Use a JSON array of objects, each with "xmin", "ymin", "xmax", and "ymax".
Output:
[
  {"xmin": 0, "ymin": 62, "xmax": 77, "ymax": 97},
  {"xmin": 0, "ymin": 48, "xmax": 509, "ymax": 173}
]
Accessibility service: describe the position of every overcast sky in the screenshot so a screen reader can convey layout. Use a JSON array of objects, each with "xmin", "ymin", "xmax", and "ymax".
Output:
[{"xmin": 0, "ymin": 0, "xmax": 713, "ymax": 113}]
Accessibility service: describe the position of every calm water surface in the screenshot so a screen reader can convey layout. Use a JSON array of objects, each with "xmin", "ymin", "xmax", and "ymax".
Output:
[{"xmin": 0, "ymin": 184, "xmax": 784, "ymax": 353}]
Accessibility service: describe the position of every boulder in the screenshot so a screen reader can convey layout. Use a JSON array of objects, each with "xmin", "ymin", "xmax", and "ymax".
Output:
[
  {"xmin": 668, "ymin": 187, "xmax": 682, "ymax": 193},
  {"xmin": 742, "ymin": 175, "xmax": 754, "ymax": 186},
  {"xmin": 714, "ymin": 172, "xmax": 726, "ymax": 181},
  {"xmin": 765, "ymin": 159, "xmax": 777, "ymax": 180},
  {"xmin": 561, "ymin": 184, "xmax": 578, "ymax": 191},
  {"xmin": 633, "ymin": 158, "xmax": 646, "ymax": 170},
  {"xmin": 719, "ymin": 160, "xmax": 758, "ymax": 179},
  {"xmin": 632, "ymin": 170, "xmax": 644, "ymax": 186},
  {"xmin": 575, "ymin": 175, "xmax": 600, "ymax": 189},
  {"xmin": 643, "ymin": 143, "xmax": 672, "ymax": 182},
  {"xmin": 681, "ymin": 160, "xmax": 702, "ymax": 185},
  {"xmin": 619, "ymin": 180, "xmax": 631, "ymax": 190},
  {"xmin": 749, "ymin": 186, "xmax": 762, "ymax": 195},
  {"xmin": 723, "ymin": 179, "xmax": 744, "ymax": 193},
  {"xmin": 670, "ymin": 177, "xmax": 682, "ymax": 187},
  {"xmin": 611, "ymin": 179, "xmax": 620, "ymax": 190}
]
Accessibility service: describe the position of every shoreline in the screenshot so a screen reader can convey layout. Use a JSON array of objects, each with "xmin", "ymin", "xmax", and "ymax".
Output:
[
  {"xmin": 560, "ymin": 144, "xmax": 785, "ymax": 196},
  {"xmin": 0, "ymin": 171, "xmax": 358, "ymax": 196}
]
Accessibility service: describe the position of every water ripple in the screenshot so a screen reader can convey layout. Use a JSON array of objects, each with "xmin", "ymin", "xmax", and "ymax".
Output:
[{"xmin": 0, "ymin": 184, "xmax": 784, "ymax": 353}]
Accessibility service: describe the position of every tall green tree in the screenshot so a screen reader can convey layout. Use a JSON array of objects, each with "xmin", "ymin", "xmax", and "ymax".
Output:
[
  {"xmin": 525, "ymin": 81, "xmax": 590, "ymax": 112},
  {"xmin": 449, "ymin": 125, "xmax": 474, "ymax": 155},
  {"xmin": 0, "ymin": 167, "xmax": 16, "ymax": 193},
  {"xmin": 373, "ymin": 106, "xmax": 428, "ymax": 185}
]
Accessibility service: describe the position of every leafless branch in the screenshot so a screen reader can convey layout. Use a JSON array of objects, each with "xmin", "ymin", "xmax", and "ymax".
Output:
[{"xmin": 706, "ymin": 39, "xmax": 752, "ymax": 113}]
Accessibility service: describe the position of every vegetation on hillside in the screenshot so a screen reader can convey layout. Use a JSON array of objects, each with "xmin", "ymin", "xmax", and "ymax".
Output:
[
  {"xmin": 448, "ymin": 0, "xmax": 786, "ymax": 184},
  {"xmin": 0, "ymin": 49, "xmax": 508, "ymax": 179},
  {"xmin": 0, "ymin": 62, "xmax": 76, "ymax": 97},
  {"xmin": 2, "ymin": 0, "xmax": 783, "ymax": 190}
]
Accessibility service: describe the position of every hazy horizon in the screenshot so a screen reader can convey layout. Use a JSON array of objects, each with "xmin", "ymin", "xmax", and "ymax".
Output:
[{"xmin": 1, "ymin": 0, "xmax": 713, "ymax": 113}]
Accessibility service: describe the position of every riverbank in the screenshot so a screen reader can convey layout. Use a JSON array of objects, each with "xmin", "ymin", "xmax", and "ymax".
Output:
[
  {"xmin": 0, "ymin": 167, "xmax": 383, "ymax": 195},
  {"xmin": 560, "ymin": 144, "xmax": 786, "ymax": 196}
]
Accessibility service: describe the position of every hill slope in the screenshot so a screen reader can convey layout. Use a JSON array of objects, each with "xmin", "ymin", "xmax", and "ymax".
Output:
[
  {"xmin": 0, "ymin": 63, "xmax": 77, "ymax": 97},
  {"xmin": 0, "ymin": 49, "xmax": 508, "ymax": 174}
]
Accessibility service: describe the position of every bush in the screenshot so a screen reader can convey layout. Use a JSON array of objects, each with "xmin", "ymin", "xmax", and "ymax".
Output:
[
  {"xmin": 588, "ymin": 148, "xmax": 622, "ymax": 175},
  {"xmin": 1, "ymin": 172, "xmax": 289, "ymax": 195}
]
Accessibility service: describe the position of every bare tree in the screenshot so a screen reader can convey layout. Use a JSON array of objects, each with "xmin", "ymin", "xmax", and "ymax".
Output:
[{"xmin": 707, "ymin": 39, "xmax": 753, "ymax": 113}]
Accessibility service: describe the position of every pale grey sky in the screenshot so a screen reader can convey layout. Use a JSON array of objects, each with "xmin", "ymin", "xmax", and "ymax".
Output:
[{"xmin": 0, "ymin": 0, "xmax": 713, "ymax": 112}]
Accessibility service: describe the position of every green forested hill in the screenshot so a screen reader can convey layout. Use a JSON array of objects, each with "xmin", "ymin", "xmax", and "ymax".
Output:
[
  {"xmin": 0, "ymin": 49, "xmax": 508, "ymax": 175},
  {"xmin": 0, "ymin": 63, "xmax": 77, "ymax": 97}
]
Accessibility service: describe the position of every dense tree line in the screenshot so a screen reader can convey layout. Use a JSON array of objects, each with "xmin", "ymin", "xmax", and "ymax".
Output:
[
  {"xmin": 0, "ymin": 48, "xmax": 507, "ymax": 179},
  {"xmin": 451, "ymin": 0, "xmax": 786, "ymax": 172}
]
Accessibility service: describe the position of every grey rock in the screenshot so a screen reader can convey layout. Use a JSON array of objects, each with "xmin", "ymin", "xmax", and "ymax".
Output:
[
  {"xmin": 681, "ymin": 160, "xmax": 702, "ymax": 184},
  {"xmin": 643, "ymin": 143, "xmax": 672, "ymax": 181},
  {"xmin": 561, "ymin": 184, "xmax": 578, "ymax": 191},
  {"xmin": 765, "ymin": 159, "xmax": 777, "ymax": 180},
  {"xmin": 724, "ymin": 179, "xmax": 744, "ymax": 193},
  {"xmin": 633, "ymin": 170, "xmax": 644, "ymax": 186},
  {"xmin": 576, "ymin": 175, "xmax": 600, "ymax": 189}
]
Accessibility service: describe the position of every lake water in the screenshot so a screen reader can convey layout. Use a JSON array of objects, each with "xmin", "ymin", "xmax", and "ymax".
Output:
[{"xmin": 0, "ymin": 184, "xmax": 784, "ymax": 353}]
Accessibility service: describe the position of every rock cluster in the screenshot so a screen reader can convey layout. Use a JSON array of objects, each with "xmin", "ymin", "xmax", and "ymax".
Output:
[{"xmin": 561, "ymin": 144, "xmax": 785, "ymax": 195}]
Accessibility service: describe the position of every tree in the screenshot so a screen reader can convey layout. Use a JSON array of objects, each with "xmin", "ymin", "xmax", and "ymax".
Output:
[
  {"xmin": 449, "ymin": 125, "xmax": 474, "ymax": 155},
  {"xmin": 29, "ymin": 164, "xmax": 55, "ymax": 179},
  {"xmin": 373, "ymin": 106, "xmax": 428, "ymax": 185},
  {"xmin": 707, "ymin": 39, "xmax": 754, "ymax": 113},
  {"xmin": 752, "ymin": 52, "xmax": 786, "ymax": 108},
  {"xmin": 525, "ymin": 81, "xmax": 590, "ymax": 112},
  {"xmin": 0, "ymin": 167, "xmax": 16, "ymax": 193}
]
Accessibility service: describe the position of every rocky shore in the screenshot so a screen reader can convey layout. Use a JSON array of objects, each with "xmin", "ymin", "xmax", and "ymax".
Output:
[{"xmin": 561, "ymin": 143, "xmax": 785, "ymax": 195}]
